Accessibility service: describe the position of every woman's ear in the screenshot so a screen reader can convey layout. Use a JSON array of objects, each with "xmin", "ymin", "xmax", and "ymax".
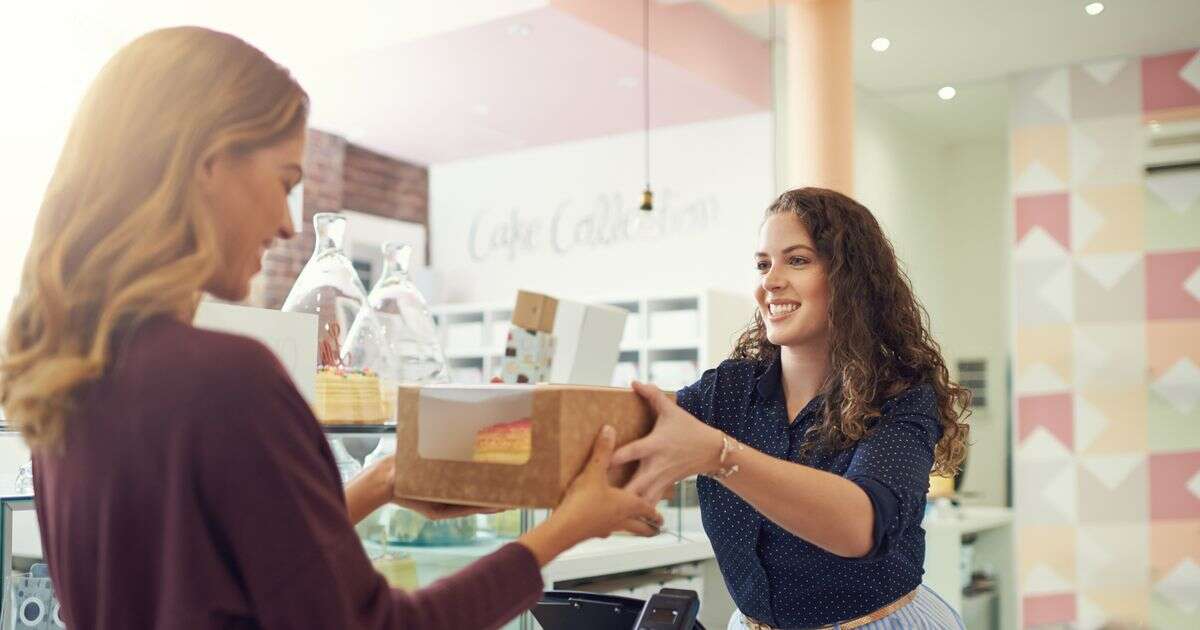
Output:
[{"xmin": 193, "ymin": 150, "xmax": 225, "ymax": 200}]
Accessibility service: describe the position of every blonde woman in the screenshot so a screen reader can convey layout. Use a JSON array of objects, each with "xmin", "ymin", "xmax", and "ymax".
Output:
[{"xmin": 0, "ymin": 27, "xmax": 660, "ymax": 630}]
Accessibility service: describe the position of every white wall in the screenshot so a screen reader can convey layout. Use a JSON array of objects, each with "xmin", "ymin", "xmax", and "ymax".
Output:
[
  {"xmin": 429, "ymin": 113, "xmax": 773, "ymax": 304},
  {"xmin": 0, "ymin": 7, "xmax": 123, "ymax": 333},
  {"xmin": 854, "ymin": 95, "xmax": 950, "ymax": 341},
  {"xmin": 936, "ymin": 139, "xmax": 1011, "ymax": 507},
  {"xmin": 856, "ymin": 93, "xmax": 1011, "ymax": 506}
]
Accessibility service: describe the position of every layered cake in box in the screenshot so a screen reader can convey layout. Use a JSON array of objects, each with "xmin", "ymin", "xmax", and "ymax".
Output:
[{"xmin": 473, "ymin": 418, "xmax": 532, "ymax": 465}]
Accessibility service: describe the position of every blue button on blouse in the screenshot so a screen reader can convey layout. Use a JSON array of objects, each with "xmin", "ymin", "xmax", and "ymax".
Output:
[{"xmin": 677, "ymin": 357, "xmax": 942, "ymax": 628}]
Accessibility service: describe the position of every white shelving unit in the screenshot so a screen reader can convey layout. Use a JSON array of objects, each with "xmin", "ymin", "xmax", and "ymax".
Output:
[
  {"xmin": 924, "ymin": 506, "xmax": 1015, "ymax": 630},
  {"xmin": 430, "ymin": 289, "xmax": 756, "ymax": 390}
]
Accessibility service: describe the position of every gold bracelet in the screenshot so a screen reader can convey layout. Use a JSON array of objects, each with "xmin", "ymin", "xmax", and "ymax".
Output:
[{"xmin": 707, "ymin": 434, "xmax": 745, "ymax": 479}]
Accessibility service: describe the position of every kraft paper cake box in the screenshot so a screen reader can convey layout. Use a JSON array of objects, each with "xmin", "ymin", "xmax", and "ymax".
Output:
[
  {"xmin": 393, "ymin": 384, "xmax": 670, "ymax": 508},
  {"xmin": 512, "ymin": 290, "xmax": 558, "ymax": 333}
]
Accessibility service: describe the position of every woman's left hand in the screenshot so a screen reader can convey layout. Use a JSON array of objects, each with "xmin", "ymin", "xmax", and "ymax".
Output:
[
  {"xmin": 347, "ymin": 452, "xmax": 500, "ymax": 523},
  {"xmin": 393, "ymin": 497, "xmax": 503, "ymax": 520},
  {"xmin": 612, "ymin": 381, "xmax": 726, "ymax": 503}
]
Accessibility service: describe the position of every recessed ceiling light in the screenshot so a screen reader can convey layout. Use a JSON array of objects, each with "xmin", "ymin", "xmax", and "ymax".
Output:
[
  {"xmin": 870, "ymin": 37, "xmax": 891, "ymax": 52},
  {"xmin": 1085, "ymin": 2, "xmax": 1104, "ymax": 16},
  {"xmin": 938, "ymin": 86, "xmax": 957, "ymax": 100},
  {"xmin": 507, "ymin": 23, "xmax": 532, "ymax": 37},
  {"xmin": 472, "ymin": 104, "xmax": 490, "ymax": 116},
  {"xmin": 617, "ymin": 76, "xmax": 639, "ymax": 89}
]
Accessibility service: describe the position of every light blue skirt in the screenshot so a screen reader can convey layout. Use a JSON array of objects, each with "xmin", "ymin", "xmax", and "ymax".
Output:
[{"xmin": 727, "ymin": 585, "xmax": 965, "ymax": 630}]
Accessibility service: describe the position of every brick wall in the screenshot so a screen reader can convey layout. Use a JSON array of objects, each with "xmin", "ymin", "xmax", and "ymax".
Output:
[
  {"xmin": 251, "ymin": 129, "xmax": 428, "ymax": 308},
  {"xmin": 343, "ymin": 144, "xmax": 429, "ymax": 224}
]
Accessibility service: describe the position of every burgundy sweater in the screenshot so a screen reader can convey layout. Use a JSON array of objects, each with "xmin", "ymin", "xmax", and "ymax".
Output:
[{"xmin": 32, "ymin": 317, "xmax": 543, "ymax": 629}]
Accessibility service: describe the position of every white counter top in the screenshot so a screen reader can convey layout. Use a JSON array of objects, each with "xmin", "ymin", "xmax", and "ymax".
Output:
[
  {"xmin": 397, "ymin": 531, "xmax": 715, "ymax": 585},
  {"xmin": 544, "ymin": 532, "xmax": 714, "ymax": 583},
  {"xmin": 923, "ymin": 505, "xmax": 1013, "ymax": 535}
]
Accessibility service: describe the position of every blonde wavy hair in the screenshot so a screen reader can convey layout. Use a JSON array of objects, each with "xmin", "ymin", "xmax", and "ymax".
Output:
[{"xmin": 0, "ymin": 26, "xmax": 308, "ymax": 449}]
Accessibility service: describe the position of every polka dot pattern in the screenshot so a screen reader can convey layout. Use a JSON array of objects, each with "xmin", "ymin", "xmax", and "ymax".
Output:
[{"xmin": 677, "ymin": 358, "xmax": 943, "ymax": 628}]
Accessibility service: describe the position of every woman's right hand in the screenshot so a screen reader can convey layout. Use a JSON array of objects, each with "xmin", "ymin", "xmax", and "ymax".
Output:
[
  {"xmin": 556, "ymin": 425, "xmax": 664, "ymax": 539},
  {"xmin": 517, "ymin": 425, "xmax": 663, "ymax": 566}
]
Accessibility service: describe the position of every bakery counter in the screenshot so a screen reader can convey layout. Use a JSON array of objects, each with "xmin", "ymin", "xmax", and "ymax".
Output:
[
  {"xmin": 387, "ymin": 531, "xmax": 732, "ymax": 630},
  {"xmin": 383, "ymin": 530, "xmax": 716, "ymax": 585}
]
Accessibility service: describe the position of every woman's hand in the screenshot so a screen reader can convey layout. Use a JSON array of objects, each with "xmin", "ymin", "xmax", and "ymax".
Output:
[
  {"xmin": 346, "ymin": 453, "xmax": 498, "ymax": 524},
  {"xmin": 517, "ymin": 425, "xmax": 663, "ymax": 566},
  {"xmin": 393, "ymin": 497, "xmax": 503, "ymax": 520},
  {"xmin": 555, "ymin": 425, "xmax": 665, "ymax": 539},
  {"xmin": 611, "ymin": 381, "xmax": 726, "ymax": 503}
]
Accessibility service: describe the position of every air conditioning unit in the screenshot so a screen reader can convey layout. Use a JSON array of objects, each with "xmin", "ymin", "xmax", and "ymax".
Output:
[{"xmin": 1144, "ymin": 118, "xmax": 1200, "ymax": 172}]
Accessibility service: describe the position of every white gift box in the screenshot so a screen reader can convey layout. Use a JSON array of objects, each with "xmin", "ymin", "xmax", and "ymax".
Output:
[{"xmin": 549, "ymin": 299, "xmax": 628, "ymax": 386}]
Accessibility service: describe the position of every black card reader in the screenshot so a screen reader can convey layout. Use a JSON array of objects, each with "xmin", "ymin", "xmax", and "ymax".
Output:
[{"xmin": 634, "ymin": 588, "xmax": 701, "ymax": 630}]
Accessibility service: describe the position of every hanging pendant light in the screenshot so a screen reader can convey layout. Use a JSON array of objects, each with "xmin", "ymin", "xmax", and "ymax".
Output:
[
  {"xmin": 639, "ymin": 0, "xmax": 653, "ymax": 212},
  {"xmin": 769, "ymin": 0, "xmax": 779, "ymax": 196}
]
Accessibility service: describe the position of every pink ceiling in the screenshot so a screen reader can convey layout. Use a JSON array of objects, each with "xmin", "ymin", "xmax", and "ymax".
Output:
[
  {"xmin": 552, "ymin": 0, "xmax": 770, "ymax": 109},
  {"xmin": 305, "ymin": 3, "xmax": 770, "ymax": 165}
]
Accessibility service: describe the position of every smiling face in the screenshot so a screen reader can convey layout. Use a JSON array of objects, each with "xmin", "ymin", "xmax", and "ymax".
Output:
[
  {"xmin": 198, "ymin": 131, "xmax": 304, "ymax": 301},
  {"xmin": 754, "ymin": 213, "xmax": 832, "ymax": 350}
]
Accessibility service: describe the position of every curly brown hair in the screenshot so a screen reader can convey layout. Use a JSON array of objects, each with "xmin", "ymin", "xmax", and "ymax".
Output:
[{"xmin": 731, "ymin": 187, "xmax": 970, "ymax": 476}]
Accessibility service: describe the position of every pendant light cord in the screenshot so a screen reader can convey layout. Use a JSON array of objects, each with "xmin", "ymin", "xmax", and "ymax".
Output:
[
  {"xmin": 769, "ymin": 0, "xmax": 778, "ymax": 196},
  {"xmin": 643, "ymin": 0, "xmax": 650, "ymax": 190}
]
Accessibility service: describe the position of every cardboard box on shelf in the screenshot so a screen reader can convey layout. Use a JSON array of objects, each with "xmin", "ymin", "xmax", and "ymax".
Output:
[
  {"xmin": 393, "ymin": 384, "xmax": 669, "ymax": 508},
  {"xmin": 506, "ymin": 290, "xmax": 628, "ymax": 386},
  {"xmin": 512, "ymin": 290, "xmax": 558, "ymax": 333}
]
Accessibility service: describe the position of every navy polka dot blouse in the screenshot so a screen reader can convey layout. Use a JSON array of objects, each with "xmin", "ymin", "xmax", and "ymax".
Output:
[{"xmin": 677, "ymin": 357, "xmax": 942, "ymax": 628}]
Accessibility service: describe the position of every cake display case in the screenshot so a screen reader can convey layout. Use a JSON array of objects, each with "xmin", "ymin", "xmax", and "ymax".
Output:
[
  {"xmin": 346, "ymin": 241, "xmax": 449, "ymax": 388},
  {"xmin": 282, "ymin": 213, "xmax": 369, "ymax": 372},
  {"xmin": 283, "ymin": 213, "xmax": 392, "ymax": 426}
]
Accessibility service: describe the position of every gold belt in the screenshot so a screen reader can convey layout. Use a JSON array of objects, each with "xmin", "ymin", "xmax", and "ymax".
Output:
[{"xmin": 743, "ymin": 587, "xmax": 919, "ymax": 630}]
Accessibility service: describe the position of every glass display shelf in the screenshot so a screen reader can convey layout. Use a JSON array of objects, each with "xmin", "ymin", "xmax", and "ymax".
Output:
[
  {"xmin": 1, "ymin": 494, "xmax": 35, "ymax": 582},
  {"xmin": 1, "ymin": 493, "xmax": 36, "ymax": 627},
  {"xmin": 322, "ymin": 424, "xmax": 396, "ymax": 435}
]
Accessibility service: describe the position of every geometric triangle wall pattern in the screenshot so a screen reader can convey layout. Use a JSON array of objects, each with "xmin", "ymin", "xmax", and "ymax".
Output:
[{"xmin": 1014, "ymin": 47, "xmax": 1200, "ymax": 629}]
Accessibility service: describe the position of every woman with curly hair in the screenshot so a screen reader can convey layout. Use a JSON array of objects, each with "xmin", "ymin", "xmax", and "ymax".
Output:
[{"xmin": 614, "ymin": 187, "xmax": 971, "ymax": 629}]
